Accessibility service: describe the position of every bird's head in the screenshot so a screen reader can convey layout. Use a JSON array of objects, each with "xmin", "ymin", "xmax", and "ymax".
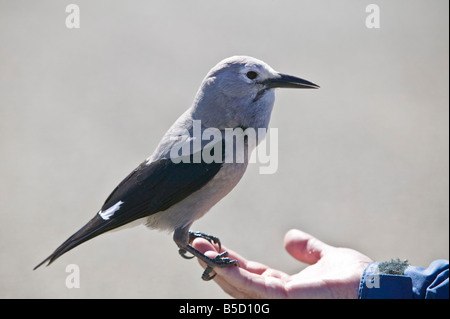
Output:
[{"xmin": 192, "ymin": 56, "xmax": 319, "ymax": 129}]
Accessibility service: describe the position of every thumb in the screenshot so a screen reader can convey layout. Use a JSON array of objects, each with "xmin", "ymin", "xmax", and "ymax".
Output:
[{"xmin": 284, "ymin": 229, "xmax": 332, "ymax": 265}]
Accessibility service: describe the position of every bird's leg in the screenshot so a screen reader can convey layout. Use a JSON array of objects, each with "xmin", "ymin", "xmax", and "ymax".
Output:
[{"xmin": 174, "ymin": 228, "xmax": 239, "ymax": 281}]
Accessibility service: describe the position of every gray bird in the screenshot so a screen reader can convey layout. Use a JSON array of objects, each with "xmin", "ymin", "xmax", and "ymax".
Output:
[{"xmin": 34, "ymin": 56, "xmax": 319, "ymax": 280}]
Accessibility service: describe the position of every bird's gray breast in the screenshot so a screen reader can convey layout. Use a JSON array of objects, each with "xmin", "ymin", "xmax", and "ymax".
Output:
[{"xmin": 145, "ymin": 161, "xmax": 247, "ymax": 232}]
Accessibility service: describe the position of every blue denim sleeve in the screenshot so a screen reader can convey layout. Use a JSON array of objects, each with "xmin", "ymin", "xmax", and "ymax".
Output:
[{"xmin": 358, "ymin": 259, "xmax": 449, "ymax": 299}]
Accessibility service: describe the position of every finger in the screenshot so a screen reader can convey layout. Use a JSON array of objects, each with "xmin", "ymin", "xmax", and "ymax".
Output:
[
  {"xmin": 192, "ymin": 238, "xmax": 269, "ymax": 275},
  {"xmin": 192, "ymin": 239, "xmax": 252, "ymax": 298},
  {"xmin": 191, "ymin": 237, "xmax": 219, "ymax": 255},
  {"xmin": 284, "ymin": 229, "xmax": 332, "ymax": 265},
  {"xmin": 213, "ymin": 265, "xmax": 288, "ymax": 299},
  {"xmin": 209, "ymin": 267, "xmax": 254, "ymax": 299},
  {"xmin": 192, "ymin": 238, "xmax": 288, "ymax": 298}
]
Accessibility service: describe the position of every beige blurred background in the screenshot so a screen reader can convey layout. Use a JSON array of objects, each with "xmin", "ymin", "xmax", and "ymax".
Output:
[{"xmin": 0, "ymin": 0, "xmax": 448, "ymax": 298}]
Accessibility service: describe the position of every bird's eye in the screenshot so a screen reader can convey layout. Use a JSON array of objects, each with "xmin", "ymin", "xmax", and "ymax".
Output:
[{"xmin": 246, "ymin": 71, "xmax": 258, "ymax": 80}]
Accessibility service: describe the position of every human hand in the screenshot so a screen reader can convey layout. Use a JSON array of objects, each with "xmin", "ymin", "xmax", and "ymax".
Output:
[{"xmin": 193, "ymin": 229, "xmax": 372, "ymax": 299}]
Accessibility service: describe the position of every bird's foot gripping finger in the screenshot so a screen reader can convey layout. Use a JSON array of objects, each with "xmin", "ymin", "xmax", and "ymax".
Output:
[
  {"xmin": 181, "ymin": 245, "xmax": 239, "ymax": 281},
  {"xmin": 178, "ymin": 231, "xmax": 221, "ymax": 259},
  {"xmin": 188, "ymin": 231, "xmax": 222, "ymax": 251},
  {"xmin": 200, "ymin": 251, "xmax": 239, "ymax": 281}
]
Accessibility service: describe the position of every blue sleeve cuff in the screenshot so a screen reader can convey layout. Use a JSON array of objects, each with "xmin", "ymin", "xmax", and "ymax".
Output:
[
  {"xmin": 359, "ymin": 260, "xmax": 449, "ymax": 299},
  {"xmin": 358, "ymin": 262, "xmax": 413, "ymax": 299}
]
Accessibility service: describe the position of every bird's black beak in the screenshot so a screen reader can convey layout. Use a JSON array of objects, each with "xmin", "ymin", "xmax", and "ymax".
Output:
[{"xmin": 263, "ymin": 73, "xmax": 320, "ymax": 89}]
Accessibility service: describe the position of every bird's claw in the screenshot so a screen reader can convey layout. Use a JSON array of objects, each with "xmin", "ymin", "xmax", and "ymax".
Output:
[
  {"xmin": 201, "ymin": 266, "xmax": 216, "ymax": 281},
  {"xmin": 179, "ymin": 231, "xmax": 221, "ymax": 259},
  {"xmin": 188, "ymin": 231, "xmax": 222, "ymax": 252},
  {"xmin": 200, "ymin": 251, "xmax": 240, "ymax": 281},
  {"xmin": 177, "ymin": 231, "xmax": 239, "ymax": 281},
  {"xmin": 178, "ymin": 248, "xmax": 195, "ymax": 259}
]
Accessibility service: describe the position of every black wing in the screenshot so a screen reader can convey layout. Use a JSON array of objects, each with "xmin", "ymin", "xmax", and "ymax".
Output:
[{"xmin": 34, "ymin": 142, "xmax": 225, "ymax": 269}]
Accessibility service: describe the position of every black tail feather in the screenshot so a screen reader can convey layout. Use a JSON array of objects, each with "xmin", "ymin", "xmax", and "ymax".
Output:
[{"xmin": 33, "ymin": 214, "xmax": 113, "ymax": 270}]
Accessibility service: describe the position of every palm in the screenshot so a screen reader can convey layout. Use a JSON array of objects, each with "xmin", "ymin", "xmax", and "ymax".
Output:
[{"xmin": 193, "ymin": 229, "xmax": 372, "ymax": 299}]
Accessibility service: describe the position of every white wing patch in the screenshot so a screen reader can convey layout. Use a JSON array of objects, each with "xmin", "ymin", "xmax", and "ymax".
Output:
[{"xmin": 98, "ymin": 201, "xmax": 124, "ymax": 220}]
